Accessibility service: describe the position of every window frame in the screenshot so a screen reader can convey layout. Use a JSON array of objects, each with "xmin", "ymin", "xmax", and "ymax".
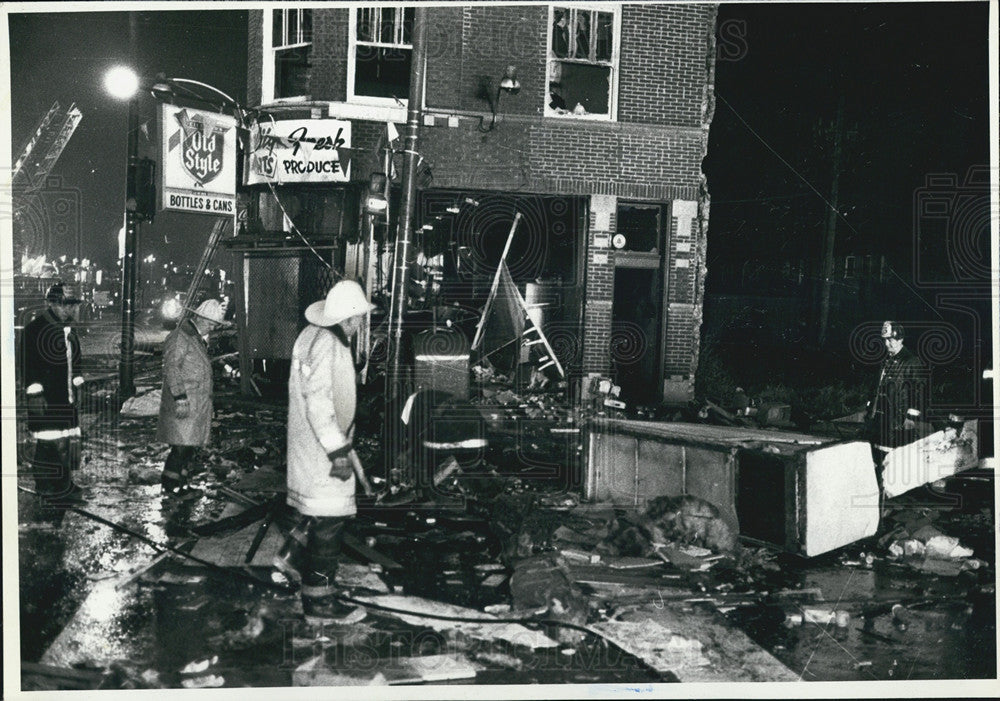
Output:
[
  {"xmin": 273, "ymin": 7, "xmax": 312, "ymax": 50},
  {"xmin": 347, "ymin": 6, "xmax": 415, "ymax": 107},
  {"xmin": 545, "ymin": 3, "xmax": 622, "ymax": 121},
  {"xmin": 263, "ymin": 9, "xmax": 314, "ymax": 103}
]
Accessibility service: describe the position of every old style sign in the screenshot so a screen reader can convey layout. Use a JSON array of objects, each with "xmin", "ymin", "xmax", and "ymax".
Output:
[
  {"xmin": 159, "ymin": 104, "xmax": 237, "ymax": 215},
  {"xmin": 246, "ymin": 119, "xmax": 351, "ymax": 185}
]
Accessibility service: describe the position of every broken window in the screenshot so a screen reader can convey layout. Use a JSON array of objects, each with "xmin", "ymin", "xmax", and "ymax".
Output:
[
  {"xmin": 273, "ymin": 9, "xmax": 313, "ymax": 99},
  {"xmin": 616, "ymin": 203, "xmax": 662, "ymax": 253},
  {"xmin": 350, "ymin": 7, "xmax": 415, "ymax": 102},
  {"xmin": 547, "ymin": 5, "xmax": 618, "ymax": 118}
]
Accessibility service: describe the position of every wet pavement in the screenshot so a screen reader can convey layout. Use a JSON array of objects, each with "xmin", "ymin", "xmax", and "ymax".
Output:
[
  {"xmin": 725, "ymin": 473, "xmax": 997, "ymax": 681},
  {"xmin": 15, "ymin": 387, "xmax": 997, "ymax": 689}
]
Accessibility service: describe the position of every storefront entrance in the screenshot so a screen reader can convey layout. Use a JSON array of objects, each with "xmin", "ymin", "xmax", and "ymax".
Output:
[{"xmin": 611, "ymin": 202, "xmax": 669, "ymax": 405}]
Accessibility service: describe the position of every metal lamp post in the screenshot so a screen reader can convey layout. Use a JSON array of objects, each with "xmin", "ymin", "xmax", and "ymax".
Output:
[
  {"xmin": 105, "ymin": 69, "xmax": 244, "ymax": 403},
  {"xmin": 105, "ymin": 66, "xmax": 142, "ymax": 402}
]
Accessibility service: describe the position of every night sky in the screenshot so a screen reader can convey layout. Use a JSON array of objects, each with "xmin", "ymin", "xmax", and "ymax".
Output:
[
  {"xmin": 8, "ymin": 8, "xmax": 247, "ymax": 271},
  {"xmin": 705, "ymin": 2, "xmax": 991, "ymax": 291},
  {"xmin": 7, "ymin": 3, "xmax": 993, "ymax": 292}
]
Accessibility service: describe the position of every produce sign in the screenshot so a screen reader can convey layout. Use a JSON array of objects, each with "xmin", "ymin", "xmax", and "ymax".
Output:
[{"xmin": 246, "ymin": 119, "xmax": 351, "ymax": 185}]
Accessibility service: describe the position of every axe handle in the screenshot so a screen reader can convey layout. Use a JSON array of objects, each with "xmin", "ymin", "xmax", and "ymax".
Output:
[{"xmin": 349, "ymin": 450, "xmax": 374, "ymax": 496}]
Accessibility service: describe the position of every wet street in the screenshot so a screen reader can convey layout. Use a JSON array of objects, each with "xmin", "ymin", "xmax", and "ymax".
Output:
[{"xmin": 16, "ymin": 387, "xmax": 996, "ymax": 690}]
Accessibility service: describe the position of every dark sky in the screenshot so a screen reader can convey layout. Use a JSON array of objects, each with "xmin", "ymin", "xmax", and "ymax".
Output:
[
  {"xmin": 704, "ymin": 2, "xmax": 991, "ymax": 291},
  {"xmin": 7, "ymin": 3, "xmax": 992, "ymax": 287},
  {"xmin": 9, "ymin": 9, "xmax": 247, "ymax": 271}
]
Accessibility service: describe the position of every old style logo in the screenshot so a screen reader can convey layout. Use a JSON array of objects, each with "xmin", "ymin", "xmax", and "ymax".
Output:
[{"xmin": 167, "ymin": 109, "xmax": 231, "ymax": 186}]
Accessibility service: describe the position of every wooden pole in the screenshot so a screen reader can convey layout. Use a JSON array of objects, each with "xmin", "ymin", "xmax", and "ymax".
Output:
[
  {"xmin": 472, "ymin": 212, "xmax": 522, "ymax": 351},
  {"xmin": 818, "ymin": 94, "xmax": 844, "ymax": 348}
]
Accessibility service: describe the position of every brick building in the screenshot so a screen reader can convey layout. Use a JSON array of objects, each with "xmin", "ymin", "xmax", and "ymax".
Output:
[{"xmin": 238, "ymin": 4, "xmax": 717, "ymax": 403}]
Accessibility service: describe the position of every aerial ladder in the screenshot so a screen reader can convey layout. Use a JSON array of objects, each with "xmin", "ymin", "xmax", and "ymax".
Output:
[{"xmin": 12, "ymin": 102, "xmax": 83, "ymax": 259}]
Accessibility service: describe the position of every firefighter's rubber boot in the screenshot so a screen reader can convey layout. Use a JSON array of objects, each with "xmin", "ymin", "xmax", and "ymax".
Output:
[{"xmin": 273, "ymin": 520, "xmax": 309, "ymax": 584}]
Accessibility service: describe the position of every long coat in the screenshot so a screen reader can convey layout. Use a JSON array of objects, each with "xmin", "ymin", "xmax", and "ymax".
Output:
[
  {"xmin": 156, "ymin": 319, "xmax": 213, "ymax": 446},
  {"xmin": 286, "ymin": 324, "xmax": 358, "ymax": 518},
  {"xmin": 19, "ymin": 308, "xmax": 83, "ymax": 439},
  {"xmin": 867, "ymin": 345, "xmax": 928, "ymax": 448}
]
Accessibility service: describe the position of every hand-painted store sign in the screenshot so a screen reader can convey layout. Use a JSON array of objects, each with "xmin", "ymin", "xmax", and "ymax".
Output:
[
  {"xmin": 159, "ymin": 104, "xmax": 237, "ymax": 215},
  {"xmin": 246, "ymin": 119, "xmax": 352, "ymax": 185}
]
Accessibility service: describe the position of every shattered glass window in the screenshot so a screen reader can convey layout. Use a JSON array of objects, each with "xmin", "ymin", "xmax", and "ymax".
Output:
[{"xmin": 547, "ymin": 5, "xmax": 618, "ymax": 119}]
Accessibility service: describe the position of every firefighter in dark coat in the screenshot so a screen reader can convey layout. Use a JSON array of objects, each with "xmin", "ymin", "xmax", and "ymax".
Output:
[
  {"xmin": 866, "ymin": 321, "xmax": 929, "ymax": 451},
  {"xmin": 156, "ymin": 299, "xmax": 226, "ymax": 494},
  {"xmin": 19, "ymin": 283, "xmax": 86, "ymax": 503}
]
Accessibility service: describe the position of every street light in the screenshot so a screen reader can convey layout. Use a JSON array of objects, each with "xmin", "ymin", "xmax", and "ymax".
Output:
[
  {"xmin": 106, "ymin": 69, "xmax": 244, "ymax": 402},
  {"xmin": 105, "ymin": 64, "xmax": 142, "ymax": 402},
  {"xmin": 104, "ymin": 66, "xmax": 140, "ymax": 100}
]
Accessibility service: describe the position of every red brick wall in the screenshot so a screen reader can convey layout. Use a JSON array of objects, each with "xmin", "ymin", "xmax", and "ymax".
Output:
[
  {"xmin": 249, "ymin": 5, "xmax": 716, "ymax": 126},
  {"xmin": 247, "ymin": 10, "xmax": 263, "ymax": 107},
  {"xmin": 448, "ymin": 5, "xmax": 548, "ymax": 115},
  {"xmin": 582, "ymin": 199, "xmax": 616, "ymax": 373},
  {"xmin": 311, "ymin": 9, "xmax": 349, "ymax": 102},
  {"xmin": 245, "ymin": 5, "xmax": 718, "ymax": 398},
  {"xmin": 618, "ymin": 4, "xmax": 718, "ymax": 127},
  {"xmin": 663, "ymin": 201, "xmax": 701, "ymax": 380},
  {"xmin": 424, "ymin": 6, "xmax": 466, "ymax": 109},
  {"xmin": 416, "ymin": 120, "xmax": 706, "ymax": 200}
]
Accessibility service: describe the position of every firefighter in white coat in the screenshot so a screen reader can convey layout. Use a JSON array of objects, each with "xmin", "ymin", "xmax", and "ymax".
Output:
[{"xmin": 280, "ymin": 280, "xmax": 374, "ymax": 623}]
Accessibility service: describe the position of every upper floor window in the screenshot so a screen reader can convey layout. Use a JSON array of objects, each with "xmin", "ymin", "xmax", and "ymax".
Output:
[
  {"xmin": 272, "ymin": 9, "xmax": 313, "ymax": 99},
  {"xmin": 547, "ymin": 5, "xmax": 620, "ymax": 119},
  {"xmin": 348, "ymin": 7, "xmax": 415, "ymax": 104}
]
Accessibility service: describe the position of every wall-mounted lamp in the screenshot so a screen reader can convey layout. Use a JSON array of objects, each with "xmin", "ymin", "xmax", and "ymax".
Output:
[{"xmin": 479, "ymin": 65, "xmax": 521, "ymax": 132}]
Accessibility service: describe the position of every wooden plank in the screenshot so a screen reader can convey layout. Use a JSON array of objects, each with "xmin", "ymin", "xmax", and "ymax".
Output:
[
  {"xmin": 603, "ymin": 556, "xmax": 662, "ymax": 570},
  {"xmin": 590, "ymin": 608, "xmax": 799, "ymax": 682},
  {"xmin": 351, "ymin": 594, "xmax": 559, "ymax": 649},
  {"xmin": 293, "ymin": 653, "xmax": 477, "ymax": 686},
  {"xmin": 21, "ymin": 663, "xmax": 105, "ymax": 682},
  {"xmin": 187, "ymin": 522, "xmax": 284, "ymax": 568},
  {"xmin": 591, "ymin": 418, "xmax": 832, "ymax": 447},
  {"xmin": 802, "ymin": 441, "xmax": 879, "ymax": 556},
  {"xmin": 567, "ymin": 565, "xmax": 680, "ymax": 586}
]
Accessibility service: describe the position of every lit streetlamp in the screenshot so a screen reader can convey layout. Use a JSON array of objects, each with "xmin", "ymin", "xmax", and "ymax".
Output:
[{"xmin": 104, "ymin": 64, "xmax": 143, "ymax": 402}]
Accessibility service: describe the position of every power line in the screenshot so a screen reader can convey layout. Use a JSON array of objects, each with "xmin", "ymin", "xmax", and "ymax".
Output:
[{"xmin": 716, "ymin": 93, "xmax": 861, "ymax": 238}]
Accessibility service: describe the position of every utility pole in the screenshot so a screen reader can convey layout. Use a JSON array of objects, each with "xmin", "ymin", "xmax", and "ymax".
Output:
[
  {"xmin": 817, "ymin": 94, "xmax": 845, "ymax": 348},
  {"xmin": 388, "ymin": 6, "xmax": 428, "ymax": 394},
  {"xmin": 118, "ymin": 12, "xmax": 141, "ymax": 402}
]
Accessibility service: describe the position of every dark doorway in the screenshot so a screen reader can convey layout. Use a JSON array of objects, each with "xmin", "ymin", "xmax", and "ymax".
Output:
[{"xmin": 612, "ymin": 267, "xmax": 661, "ymax": 404}]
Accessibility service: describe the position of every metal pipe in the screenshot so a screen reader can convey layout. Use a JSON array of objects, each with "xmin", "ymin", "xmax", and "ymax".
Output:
[{"xmin": 388, "ymin": 6, "xmax": 428, "ymax": 394}]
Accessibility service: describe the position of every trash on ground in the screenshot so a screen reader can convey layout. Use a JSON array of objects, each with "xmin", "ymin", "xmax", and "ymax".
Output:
[
  {"xmin": 351, "ymin": 594, "xmax": 559, "ymax": 649},
  {"xmin": 180, "ymin": 674, "xmax": 224, "ymax": 688},
  {"xmin": 120, "ymin": 389, "xmax": 162, "ymax": 418}
]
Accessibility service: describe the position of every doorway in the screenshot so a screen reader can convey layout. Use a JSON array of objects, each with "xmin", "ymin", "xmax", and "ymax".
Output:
[
  {"xmin": 611, "ymin": 201, "xmax": 669, "ymax": 405},
  {"xmin": 612, "ymin": 267, "xmax": 661, "ymax": 404}
]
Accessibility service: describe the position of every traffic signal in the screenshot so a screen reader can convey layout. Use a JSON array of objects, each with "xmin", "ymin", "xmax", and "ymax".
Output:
[
  {"xmin": 364, "ymin": 172, "xmax": 388, "ymax": 218},
  {"xmin": 127, "ymin": 158, "xmax": 157, "ymax": 222}
]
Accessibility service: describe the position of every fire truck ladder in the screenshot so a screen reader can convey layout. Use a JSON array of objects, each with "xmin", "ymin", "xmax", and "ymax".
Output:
[{"xmin": 12, "ymin": 102, "xmax": 83, "ymax": 212}]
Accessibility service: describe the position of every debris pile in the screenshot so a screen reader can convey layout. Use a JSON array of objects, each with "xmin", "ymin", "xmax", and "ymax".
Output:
[
  {"xmin": 602, "ymin": 495, "xmax": 739, "ymax": 557},
  {"xmin": 879, "ymin": 508, "xmax": 987, "ymax": 577}
]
